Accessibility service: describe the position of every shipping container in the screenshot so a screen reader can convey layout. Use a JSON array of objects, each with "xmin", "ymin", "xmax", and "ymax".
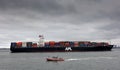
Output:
[
  {"xmin": 49, "ymin": 41, "xmax": 55, "ymax": 47},
  {"xmin": 59, "ymin": 41, "xmax": 65, "ymax": 47},
  {"xmin": 74, "ymin": 41, "xmax": 79, "ymax": 47},
  {"xmin": 87, "ymin": 42, "xmax": 92, "ymax": 47},
  {"xmin": 17, "ymin": 42, "xmax": 22, "ymax": 47},
  {"xmin": 105, "ymin": 43, "xmax": 109, "ymax": 46},
  {"xmin": 55, "ymin": 42, "xmax": 60, "ymax": 47},
  {"xmin": 32, "ymin": 43, "xmax": 37, "ymax": 48},
  {"xmin": 27, "ymin": 42, "xmax": 32, "ymax": 47},
  {"xmin": 99, "ymin": 42, "xmax": 109, "ymax": 46},
  {"xmin": 64, "ymin": 42, "xmax": 70, "ymax": 47},
  {"xmin": 79, "ymin": 43, "xmax": 86, "ymax": 47},
  {"xmin": 96, "ymin": 42, "xmax": 102, "ymax": 46},
  {"xmin": 45, "ymin": 42, "xmax": 49, "ymax": 47},
  {"xmin": 61, "ymin": 41, "xmax": 70, "ymax": 47},
  {"xmin": 91, "ymin": 42, "xmax": 97, "ymax": 47},
  {"xmin": 22, "ymin": 42, "xmax": 27, "ymax": 47},
  {"xmin": 84, "ymin": 41, "xmax": 91, "ymax": 47},
  {"xmin": 79, "ymin": 42, "xmax": 86, "ymax": 47},
  {"xmin": 69, "ymin": 41, "xmax": 74, "ymax": 47},
  {"xmin": 11, "ymin": 42, "xmax": 16, "ymax": 48}
]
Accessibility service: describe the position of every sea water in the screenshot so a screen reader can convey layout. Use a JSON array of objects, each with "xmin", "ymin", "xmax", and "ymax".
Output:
[{"xmin": 0, "ymin": 48, "xmax": 120, "ymax": 70}]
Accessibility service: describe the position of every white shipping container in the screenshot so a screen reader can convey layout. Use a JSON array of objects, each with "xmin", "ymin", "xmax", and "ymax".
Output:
[
  {"xmin": 22, "ymin": 42, "xmax": 27, "ymax": 47},
  {"xmin": 39, "ymin": 43, "xmax": 45, "ymax": 47}
]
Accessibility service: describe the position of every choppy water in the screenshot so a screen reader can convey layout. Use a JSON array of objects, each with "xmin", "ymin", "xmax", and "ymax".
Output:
[{"xmin": 0, "ymin": 48, "xmax": 120, "ymax": 70}]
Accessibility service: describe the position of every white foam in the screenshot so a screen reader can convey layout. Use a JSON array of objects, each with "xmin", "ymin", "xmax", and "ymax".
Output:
[{"xmin": 65, "ymin": 57, "xmax": 115, "ymax": 61}]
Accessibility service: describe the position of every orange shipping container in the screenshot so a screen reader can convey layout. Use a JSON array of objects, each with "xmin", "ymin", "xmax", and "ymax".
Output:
[{"xmin": 49, "ymin": 41, "xmax": 55, "ymax": 47}]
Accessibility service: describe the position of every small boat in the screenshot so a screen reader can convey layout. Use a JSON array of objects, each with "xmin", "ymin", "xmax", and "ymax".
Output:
[{"xmin": 46, "ymin": 56, "xmax": 64, "ymax": 61}]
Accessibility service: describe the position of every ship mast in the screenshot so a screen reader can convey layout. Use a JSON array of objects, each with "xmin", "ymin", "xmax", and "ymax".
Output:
[{"xmin": 38, "ymin": 35, "xmax": 44, "ymax": 47}]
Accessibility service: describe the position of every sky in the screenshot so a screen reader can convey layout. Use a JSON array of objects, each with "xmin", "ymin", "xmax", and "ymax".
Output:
[{"xmin": 0, "ymin": 0, "xmax": 120, "ymax": 48}]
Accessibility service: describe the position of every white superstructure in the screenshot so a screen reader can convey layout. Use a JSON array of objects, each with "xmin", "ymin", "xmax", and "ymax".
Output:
[{"xmin": 38, "ymin": 35, "xmax": 45, "ymax": 47}]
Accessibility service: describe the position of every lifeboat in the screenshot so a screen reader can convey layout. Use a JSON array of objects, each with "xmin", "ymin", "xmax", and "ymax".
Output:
[{"xmin": 46, "ymin": 57, "xmax": 64, "ymax": 61}]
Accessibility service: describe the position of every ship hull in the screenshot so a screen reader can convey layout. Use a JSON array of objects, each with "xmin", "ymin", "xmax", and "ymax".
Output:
[{"xmin": 10, "ymin": 45, "xmax": 113, "ymax": 52}]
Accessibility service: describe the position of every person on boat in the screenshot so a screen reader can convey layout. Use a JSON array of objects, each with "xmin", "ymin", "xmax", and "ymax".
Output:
[{"xmin": 52, "ymin": 56, "xmax": 58, "ymax": 58}]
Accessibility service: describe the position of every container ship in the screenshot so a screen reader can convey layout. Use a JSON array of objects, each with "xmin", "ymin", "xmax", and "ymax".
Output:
[{"xmin": 10, "ymin": 35, "xmax": 113, "ymax": 52}]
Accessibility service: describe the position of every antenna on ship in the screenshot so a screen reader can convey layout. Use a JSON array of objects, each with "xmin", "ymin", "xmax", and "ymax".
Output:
[{"xmin": 38, "ymin": 35, "xmax": 44, "ymax": 47}]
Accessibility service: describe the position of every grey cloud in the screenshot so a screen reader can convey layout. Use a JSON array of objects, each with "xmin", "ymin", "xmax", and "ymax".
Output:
[
  {"xmin": 0, "ymin": 0, "xmax": 120, "ymax": 47},
  {"xmin": 1, "ymin": 0, "xmax": 120, "ymax": 23},
  {"xmin": 0, "ymin": 0, "xmax": 75, "ymax": 15},
  {"xmin": 95, "ymin": 22, "xmax": 120, "ymax": 40}
]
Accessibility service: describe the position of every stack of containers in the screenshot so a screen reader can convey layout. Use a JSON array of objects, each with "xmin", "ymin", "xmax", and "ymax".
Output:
[
  {"xmin": 22, "ymin": 42, "xmax": 27, "ymax": 47},
  {"xmin": 104, "ymin": 42, "xmax": 109, "ymax": 46},
  {"xmin": 11, "ymin": 42, "xmax": 17, "ymax": 48},
  {"xmin": 45, "ymin": 42, "xmax": 49, "ymax": 47},
  {"xmin": 17, "ymin": 42, "xmax": 22, "ymax": 47},
  {"xmin": 88, "ymin": 42, "xmax": 92, "ymax": 47},
  {"xmin": 49, "ymin": 41, "xmax": 55, "ymax": 47},
  {"xmin": 92, "ymin": 42, "xmax": 97, "ymax": 47},
  {"xmin": 55, "ymin": 42, "xmax": 60, "ymax": 47},
  {"xmin": 100, "ymin": 42, "xmax": 104, "ymax": 46},
  {"xmin": 27, "ymin": 42, "xmax": 32, "ymax": 48},
  {"xmin": 59, "ymin": 41, "xmax": 65, "ymax": 47},
  {"xmin": 96, "ymin": 42, "xmax": 102, "ymax": 46},
  {"xmin": 79, "ymin": 42, "xmax": 85, "ymax": 47},
  {"xmin": 64, "ymin": 41, "xmax": 70, "ymax": 47},
  {"xmin": 101, "ymin": 42, "xmax": 109, "ymax": 46},
  {"xmin": 69, "ymin": 41, "xmax": 74, "ymax": 47},
  {"xmin": 74, "ymin": 41, "xmax": 79, "ymax": 47},
  {"xmin": 84, "ymin": 41, "xmax": 91, "ymax": 47},
  {"xmin": 32, "ymin": 42, "xmax": 37, "ymax": 48}
]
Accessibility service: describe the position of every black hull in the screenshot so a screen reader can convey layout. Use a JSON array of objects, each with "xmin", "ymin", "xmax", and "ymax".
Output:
[{"xmin": 10, "ymin": 45, "xmax": 113, "ymax": 53}]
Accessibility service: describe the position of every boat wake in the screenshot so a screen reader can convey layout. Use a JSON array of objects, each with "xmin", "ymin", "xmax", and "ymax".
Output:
[{"xmin": 65, "ymin": 57, "xmax": 115, "ymax": 61}]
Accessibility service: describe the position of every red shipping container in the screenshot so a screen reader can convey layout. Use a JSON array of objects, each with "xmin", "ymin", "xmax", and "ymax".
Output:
[
  {"xmin": 17, "ymin": 42, "xmax": 22, "ymax": 47},
  {"xmin": 65, "ymin": 42, "xmax": 70, "ymax": 47},
  {"xmin": 32, "ymin": 43, "xmax": 37, "ymax": 48},
  {"xmin": 74, "ymin": 41, "xmax": 79, "ymax": 47}
]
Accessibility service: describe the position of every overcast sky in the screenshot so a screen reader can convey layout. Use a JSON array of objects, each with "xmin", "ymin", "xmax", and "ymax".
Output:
[{"xmin": 0, "ymin": 0, "xmax": 120, "ymax": 48}]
